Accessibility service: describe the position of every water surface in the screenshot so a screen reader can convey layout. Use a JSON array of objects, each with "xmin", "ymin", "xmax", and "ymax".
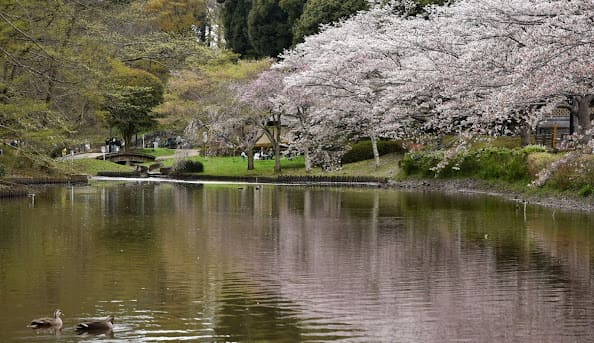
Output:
[{"xmin": 1, "ymin": 181, "xmax": 594, "ymax": 342}]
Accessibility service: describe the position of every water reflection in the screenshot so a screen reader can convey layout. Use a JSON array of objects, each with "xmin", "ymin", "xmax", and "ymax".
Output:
[{"xmin": 0, "ymin": 182, "xmax": 594, "ymax": 342}]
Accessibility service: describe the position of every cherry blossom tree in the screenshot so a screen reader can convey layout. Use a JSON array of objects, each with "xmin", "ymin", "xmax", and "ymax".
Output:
[
  {"xmin": 206, "ymin": 97, "xmax": 262, "ymax": 170},
  {"xmin": 179, "ymin": 58, "xmax": 270, "ymax": 168},
  {"xmin": 238, "ymin": 68, "xmax": 286, "ymax": 173},
  {"xmin": 278, "ymin": 4, "xmax": 421, "ymax": 168},
  {"xmin": 393, "ymin": 0, "xmax": 593, "ymax": 146},
  {"xmin": 277, "ymin": 78, "xmax": 316, "ymax": 172},
  {"xmin": 278, "ymin": 0, "xmax": 594, "ymax": 168}
]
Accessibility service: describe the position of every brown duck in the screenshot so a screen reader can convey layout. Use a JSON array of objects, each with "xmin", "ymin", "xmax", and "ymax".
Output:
[
  {"xmin": 29, "ymin": 309, "xmax": 63, "ymax": 329},
  {"xmin": 76, "ymin": 315, "xmax": 114, "ymax": 333}
]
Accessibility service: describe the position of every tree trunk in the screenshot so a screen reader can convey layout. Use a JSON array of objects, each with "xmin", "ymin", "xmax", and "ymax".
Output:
[
  {"xmin": 45, "ymin": 15, "xmax": 76, "ymax": 104},
  {"xmin": 371, "ymin": 135, "xmax": 380, "ymax": 169},
  {"xmin": 274, "ymin": 119, "xmax": 282, "ymax": 174},
  {"xmin": 247, "ymin": 147, "xmax": 254, "ymax": 170},
  {"xmin": 575, "ymin": 95, "xmax": 594, "ymax": 145},
  {"xmin": 121, "ymin": 123, "xmax": 134, "ymax": 152},
  {"xmin": 304, "ymin": 146, "xmax": 311, "ymax": 174},
  {"xmin": 122, "ymin": 133, "xmax": 131, "ymax": 152},
  {"xmin": 519, "ymin": 122, "xmax": 531, "ymax": 147},
  {"xmin": 45, "ymin": 61, "xmax": 55, "ymax": 104}
]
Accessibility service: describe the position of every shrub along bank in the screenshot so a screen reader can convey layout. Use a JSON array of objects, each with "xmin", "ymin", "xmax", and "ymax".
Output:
[
  {"xmin": 544, "ymin": 154, "xmax": 594, "ymax": 195},
  {"xmin": 399, "ymin": 145, "xmax": 594, "ymax": 198},
  {"xmin": 400, "ymin": 146, "xmax": 545, "ymax": 183}
]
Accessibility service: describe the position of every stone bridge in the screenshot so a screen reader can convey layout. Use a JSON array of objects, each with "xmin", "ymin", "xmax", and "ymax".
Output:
[{"xmin": 98, "ymin": 152, "xmax": 155, "ymax": 165}]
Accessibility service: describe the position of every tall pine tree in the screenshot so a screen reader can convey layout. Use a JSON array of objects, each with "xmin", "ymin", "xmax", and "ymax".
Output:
[
  {"xmin": 221, "ymin": 0, "xmax": 257, "ymax": 57},
  {"xmin": 292, "ymin": 0, "xmax": 369, "ymax": 44},
  {"xmin": 279, "ymin": 0, "xmax": 307, "ymax": 37},
  {"xmin": 248, "ymin": 0, "xmax": 292, "ymax": 58}
]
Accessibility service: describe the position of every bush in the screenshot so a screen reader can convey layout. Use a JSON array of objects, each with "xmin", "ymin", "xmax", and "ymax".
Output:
[
  {"xmin": 526, "ymin": 152, "xmax": 560, "ymax": 178},
  {"xmin": 522, "ymin": 144, "xmax": 548, "ymax": 154},
  {"xmin": 578, "ymin": 184, "xmax": 593, "ymax": 197},
  {"xmin": 341, "ymin": 140, "xmax": 404, "ymax": 164},
  {"xmin": 0, "ymin": 162, "xmax": 5, "ymax": 177},
  {"xmin": 49, "ymin": 144, "xmax": 68, "ymax": 158},
  {"xmin": 546, "ymin": 154, "xmax": 594, "ymax": 191},
  {"xmin": 173, "ymin": 159, "xmax": 204, "ymax": 173},
  {"xmin": 458, "ymin": 148, "xmax": 531, "ymax": 182},
  {"xmin": 400, "ymin": 147, "xmax": 531, "ymax": 182},
  {"xmin": 399, "ymin": 151, "xmax": 444, "ymax": 177}
]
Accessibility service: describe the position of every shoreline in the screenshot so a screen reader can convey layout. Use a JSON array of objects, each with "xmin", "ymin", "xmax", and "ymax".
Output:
[
  {"xmin": 0, "ymin": 176, "xmax": 89, "ymax": 199},
  {"xmin": 389, "ymin": 178, "xmax": 594, "ymax": 213}
]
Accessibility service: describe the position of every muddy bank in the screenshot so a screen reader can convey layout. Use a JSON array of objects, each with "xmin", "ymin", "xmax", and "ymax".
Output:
[
  {"xmin": 0, "ymin": 175, "xmax": 89, "ymax": 199},
  {"xmin": 0, "ymin": 181, "xmax": 28, "ymax": 198},
  {"xmin": 389, "ymin": 178, "xmax": 594, "ymax": 213}
]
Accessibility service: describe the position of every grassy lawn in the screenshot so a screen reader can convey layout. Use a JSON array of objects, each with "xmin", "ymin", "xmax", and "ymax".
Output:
[
  {"xmin": 59, "ymin": 158, "xmax": 134, "ymax": 175},
  {"xmin": 162, "ymin": 155, "xmax": 308, "ymax": 177},
  {"xmin": 1, "ymin": 144, "xmax": 402, "ymax": 179},
  {"xmin": 321, "ymin": 153, "xmax": 402, "ymax": 178},
  {"xmin": 160, "ymin": 153, "xmax": 401, "ymax": 178},
  {"xmin": 136, "ymin": 148, "xmax": 177, "ymax": 158},
  {"xmin": 62, "ymin": 152, "xmax": 402, "ymax": 178}
]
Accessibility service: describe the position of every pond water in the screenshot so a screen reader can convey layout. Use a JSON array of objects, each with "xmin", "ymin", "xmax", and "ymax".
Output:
[{"xmin": 1, "ymin": 180, "xmax": 594, "ymax": 342}]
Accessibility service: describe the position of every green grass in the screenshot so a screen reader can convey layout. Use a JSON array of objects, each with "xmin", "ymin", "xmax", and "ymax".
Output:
[
  {"xmin": 135, "ymin": 148, "xmax": 177, "ymax": 157},
  {"xmin": 59, "ymin": 153, "xmax": 403, "ymax": 178},
  {"xmin": 57, "ymin": 158, "xmax": 135, "ymax": 175},
  {"xmin": 163, "ymin": 156, "xmax": 308, "ymax": 176},
  {"xmin": 319, "ymin": 153, "xmax": 402, "ymax": 178},
  {"xmin": 1, "ymin": 144, "xmax": 403, "ymax": 179},
  {"xmin": 158, "ymin": 153, "xmax": 402, "ymax": 178}
]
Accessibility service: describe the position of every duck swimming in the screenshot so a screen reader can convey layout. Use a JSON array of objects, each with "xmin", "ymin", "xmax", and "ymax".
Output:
[{"xmin": 29, "ymin": 309, "xmax": 63, "ymax": 330}]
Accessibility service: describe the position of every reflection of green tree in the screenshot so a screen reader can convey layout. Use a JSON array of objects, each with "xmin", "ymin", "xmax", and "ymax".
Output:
[
  {"xmin": 213, "ymin": 272, "xmax": 362, "ymax": 341},
  {"xmin": 214, "ymin": 273, "xmax": 304, "ymax": 342},
  {"xmin": 96, "ymin": 183, "xmax": 165, "ymax": 247}
]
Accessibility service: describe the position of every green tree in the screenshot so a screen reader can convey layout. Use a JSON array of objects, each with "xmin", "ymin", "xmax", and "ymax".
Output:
[
  {"xmin": 279, "ymin": 0, "xmax": 307, "ymax": 29},
  {"xmin": 0, "ymin": 0, "xmax": 226, "ymax": 162},
  {"xmin": 103, "ymin": 62, "xmax": 164, "ymax": 150},
  {"xmin": 292, "ymin": 0, "xmax": 369, "ymax": 44},
  {"xmin": 221, "ymin": 0, "xmax": 257, "ymax": 57},
  {"xmin": 144, "ymin": 0, "xmax": 208, "ymax": 35},
  {"xmin": 248, "ymin": 0, "xmax": 293, "ymax": 58},
  {"xmin": 0, "ymin": 0, "xmax": 112, "ymax": 151},
  {"xmin": 153, "ymin": 48, "xmax": 240, "ymax": 131}
]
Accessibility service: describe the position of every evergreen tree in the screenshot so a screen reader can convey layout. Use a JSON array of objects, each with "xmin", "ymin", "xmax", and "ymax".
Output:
[
  {"xmin": 248, "ymin": 0, "xmax": 292, "ymax": 58},
  {"xmin": 292, "ymin": 0, "xmax": 369, "ymax": 44},
  {"xmin": 221, "ymin": 0, "xmax": 257, "ymax": 57},
  {"xmin": 279, "ymin": 0, "xmax": 307, "ymax": 35}
]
